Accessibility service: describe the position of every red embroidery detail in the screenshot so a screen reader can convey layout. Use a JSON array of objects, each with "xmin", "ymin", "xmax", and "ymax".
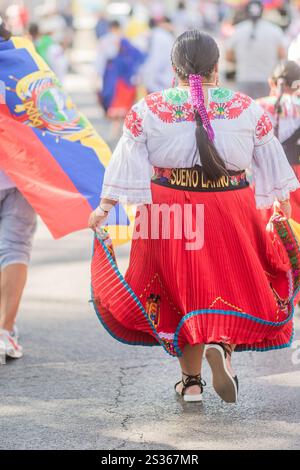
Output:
[
  {"xmin": 256, "ymin": 113, "xmax": 273, "ymax": 141},
  {"xmin": 208, "ymin": 92, "xmax": 252, "ymax": 120},
  {"xmin": 142, "ymin": 91, "xmax": 252, "ymax": 124},
  {"xmin": 146, "ymin": 92, "xmax": 195, "ymax": 123},
  {"xmin": 125, "ymin": 109, "xmax": 143, "ymax": 137}
]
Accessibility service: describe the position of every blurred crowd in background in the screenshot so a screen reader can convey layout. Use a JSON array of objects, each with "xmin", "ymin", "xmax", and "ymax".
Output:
[{"xmin": 1, "ymin": 0, "xmax": 300, "ymax": 137}]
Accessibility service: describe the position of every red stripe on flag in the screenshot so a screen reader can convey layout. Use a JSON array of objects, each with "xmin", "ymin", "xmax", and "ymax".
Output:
[
  {"xmin": 0, "ymin": 104, "xmax": 13, "ymax": 117},
  {"xmin": 0, "ymin": 111, "xmax": 92, "ymax": 238}
]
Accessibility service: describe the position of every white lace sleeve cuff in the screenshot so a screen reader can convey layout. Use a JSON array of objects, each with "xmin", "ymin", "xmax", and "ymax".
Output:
[
  {"xmin": 101, "ymin": 135, "xmax": 152, "ymax": 205},
  {"xmin": 253, "ymin": 135, "xmax": 300, "ymax": 209}
]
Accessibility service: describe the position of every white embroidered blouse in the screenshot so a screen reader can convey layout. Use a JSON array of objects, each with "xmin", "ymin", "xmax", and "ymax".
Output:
[
  {"xmin": 101, "ymin": 86, "xmax": 299, "ymax": 208},
  {"xmin": 257, "ymin": 93, "xmax": 300, "ymax": 143}
]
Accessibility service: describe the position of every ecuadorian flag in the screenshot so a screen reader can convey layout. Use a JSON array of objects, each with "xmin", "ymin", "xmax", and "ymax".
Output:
[{"xmin": 0, "ymin": 36, "xmax": 130, "ymax": 239}]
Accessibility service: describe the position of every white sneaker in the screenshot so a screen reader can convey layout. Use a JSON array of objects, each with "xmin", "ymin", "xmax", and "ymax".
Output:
[{"xmin": 0, "ymin": 329, "xmax": 23, "ymax": 361}]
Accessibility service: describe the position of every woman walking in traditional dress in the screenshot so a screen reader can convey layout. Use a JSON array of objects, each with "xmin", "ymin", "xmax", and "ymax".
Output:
[
  {"xmin": 226, "ymin": 0, "xmax": 287, "ymax": 99},
  {"xmin": 257, "ymin": 61, "xmax": 300, "ymax": 222},
  {"xmin": 89, "ymin": 31, "xmax": 300, "ymax": 404}
]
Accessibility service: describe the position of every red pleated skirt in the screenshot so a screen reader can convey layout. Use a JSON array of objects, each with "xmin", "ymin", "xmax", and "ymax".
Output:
[{"xmin": 91, "ymin": 182, "xmax": 300, "ymax": 357}]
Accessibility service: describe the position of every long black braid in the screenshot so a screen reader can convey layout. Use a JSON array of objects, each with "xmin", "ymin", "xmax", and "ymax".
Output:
[{"xmin": 171, "ymin": 30, "xmax": 228, "ymax": 180}]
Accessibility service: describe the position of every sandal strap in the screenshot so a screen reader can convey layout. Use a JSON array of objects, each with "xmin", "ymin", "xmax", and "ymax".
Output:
[
  {"xmin": 181, "ymin": 372, "xmax": 206, "ymax": 396},
  {"xmin": 174, "ymin": 380, "xmax": 183, "ymax": 391}
]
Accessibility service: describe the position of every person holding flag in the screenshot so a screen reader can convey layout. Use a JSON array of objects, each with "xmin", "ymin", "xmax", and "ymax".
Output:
[
  {"xmin": 0, "ymin": 20, "xmax": 35, "ymax": 361},
  {"xmin": 0, "ymin": 18, "xmax": 126, "ymax": 364}
]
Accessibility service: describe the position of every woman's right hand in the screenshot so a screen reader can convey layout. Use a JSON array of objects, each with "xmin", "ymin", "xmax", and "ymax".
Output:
[{"xmin": 88, "ymin": 207, "xmax": 108, "ymax": 232}]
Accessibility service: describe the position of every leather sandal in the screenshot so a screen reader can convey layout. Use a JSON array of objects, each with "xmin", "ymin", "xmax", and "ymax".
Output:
[{"xmin": 174, "ymin": 372, "xmax": 206, "ymax": 402}]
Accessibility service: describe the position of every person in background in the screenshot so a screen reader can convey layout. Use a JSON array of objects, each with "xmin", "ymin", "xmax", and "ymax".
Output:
[
  {"xmin": 257, "ymin": 61, "xmax": 300, "ymax": 221},
  {"xmin": 96, "ymin": 20, "xmax": 146, "ymax": 140},
  {"xmin": 39, "ymin": 5, "xmax": 70, "ymax": 50},
  {"xmin": 263, "ymin": 0, "xmax": 291, "ymax": 31},
  {"xmin": 5, "ymin": 0, "xmax": 29, "ymax": 35},
  {"xmin": 172, "ymin": 1, "xmax": 194, "ymax": 37},
  {"xmin": 142, "ymin": 17, "xmax": 174, "ymax": 94},
  {"xmin": 57, "ymin": 0, "xmax": 74, "ymax": 50},
  {"xmin": 57, "ymin": 0, "xmax": 74, "ymax": 31},
  {"xmin": 28, "ymin": 23, "xmax": 68, "ymax": 83},
  {"xmin": 0, "ymin": 20, "xmax": 37, "ymax": 362},
  {"xmin": 287, "ymin": 2, "xmax": 300, "ymax": 41},
  {"xmin": 201, "ymin": 0, "xmax": 220, "ymax": 31},
  {"xmin": 125, "ymin": 7, "xmax": 149, "ymax": 53},
  {"xmin": 226, "ymin": 0, "xmax": 287, "ymax": 99},
  {"xmin": 95, "ymin": 10, "xmax": 109, "ymax": 40}
]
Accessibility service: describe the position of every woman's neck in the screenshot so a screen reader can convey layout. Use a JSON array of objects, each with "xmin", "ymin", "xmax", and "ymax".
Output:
[
  {"xmin": 178, "ymin": 83, "xmax": 217, "ymax": 89},
  {"xmin": 178, "ymin": 78, "xmax": 218, "ymax": 88}
]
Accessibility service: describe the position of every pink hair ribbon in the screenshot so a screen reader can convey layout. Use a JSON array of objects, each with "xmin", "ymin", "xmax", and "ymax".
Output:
[{"xmin": 189, "ymin": 74, "xmax": 215, "ymax": 142}]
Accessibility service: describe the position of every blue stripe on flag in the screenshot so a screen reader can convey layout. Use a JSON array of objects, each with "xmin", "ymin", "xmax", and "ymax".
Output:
[{"xmin": 32, "ymin": 128, "xmax": 129, "ymax": 226}]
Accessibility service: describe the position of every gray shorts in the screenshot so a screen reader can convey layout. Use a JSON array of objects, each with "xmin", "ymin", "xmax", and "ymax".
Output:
[{"xmin": 0, "ymin": 189, "xmax": 37, "ymax": 269}]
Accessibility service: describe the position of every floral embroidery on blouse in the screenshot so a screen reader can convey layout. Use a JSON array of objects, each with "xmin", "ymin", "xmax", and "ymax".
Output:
[
  {"xmin": 125, "ymin": 108, "xmax": 143, "ymax": 137},
  {"xmin": 210, "ymin": 87, "xmax": 235, "ymax": 103},
  {"xmin": 208, "ymin": 91, "xmax": 252, "ymax": 120},
  {"xmin": 255, "ymin": 112, "xmax": 273, "ymax": 141},
  {"xmin": 146, "ymin": 90, "xmax": 195, "ymax": 123},
  {"xmin": 162, "ymin": 87, "xmax": 189, "ymax": 106},
  {"xmin": 125, "ymin": 87, "xmax": 254, "ymax": 136}
]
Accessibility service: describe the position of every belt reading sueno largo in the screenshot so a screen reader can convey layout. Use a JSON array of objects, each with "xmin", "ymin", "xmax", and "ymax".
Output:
[{"xmin": 151, "ymin": 166, "xmax": 249, "ymax": 192}]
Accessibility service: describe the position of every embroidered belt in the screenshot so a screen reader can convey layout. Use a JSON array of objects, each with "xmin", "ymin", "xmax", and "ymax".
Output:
[{"xmin": 151, "ymin": 166, "xmax": 249, "ymax": 192}]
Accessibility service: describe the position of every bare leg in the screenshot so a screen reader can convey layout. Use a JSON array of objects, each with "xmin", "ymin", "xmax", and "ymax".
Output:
[
  {"xmin": 0, "ymin": 264, "xmax": 27, "ymax": 332},
  {"xmin": 176, "ymin": 344, "xmax": 205, "ymax": 396},
  {"xmin": 179, "ymin": 344, "xmax": 204, "ymax": 374}
]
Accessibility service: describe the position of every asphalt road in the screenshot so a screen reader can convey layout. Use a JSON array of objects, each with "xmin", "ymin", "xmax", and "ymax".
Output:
[{"xmin": 0, "ymin": 35, "xmax": 300, "ymax": 451}]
